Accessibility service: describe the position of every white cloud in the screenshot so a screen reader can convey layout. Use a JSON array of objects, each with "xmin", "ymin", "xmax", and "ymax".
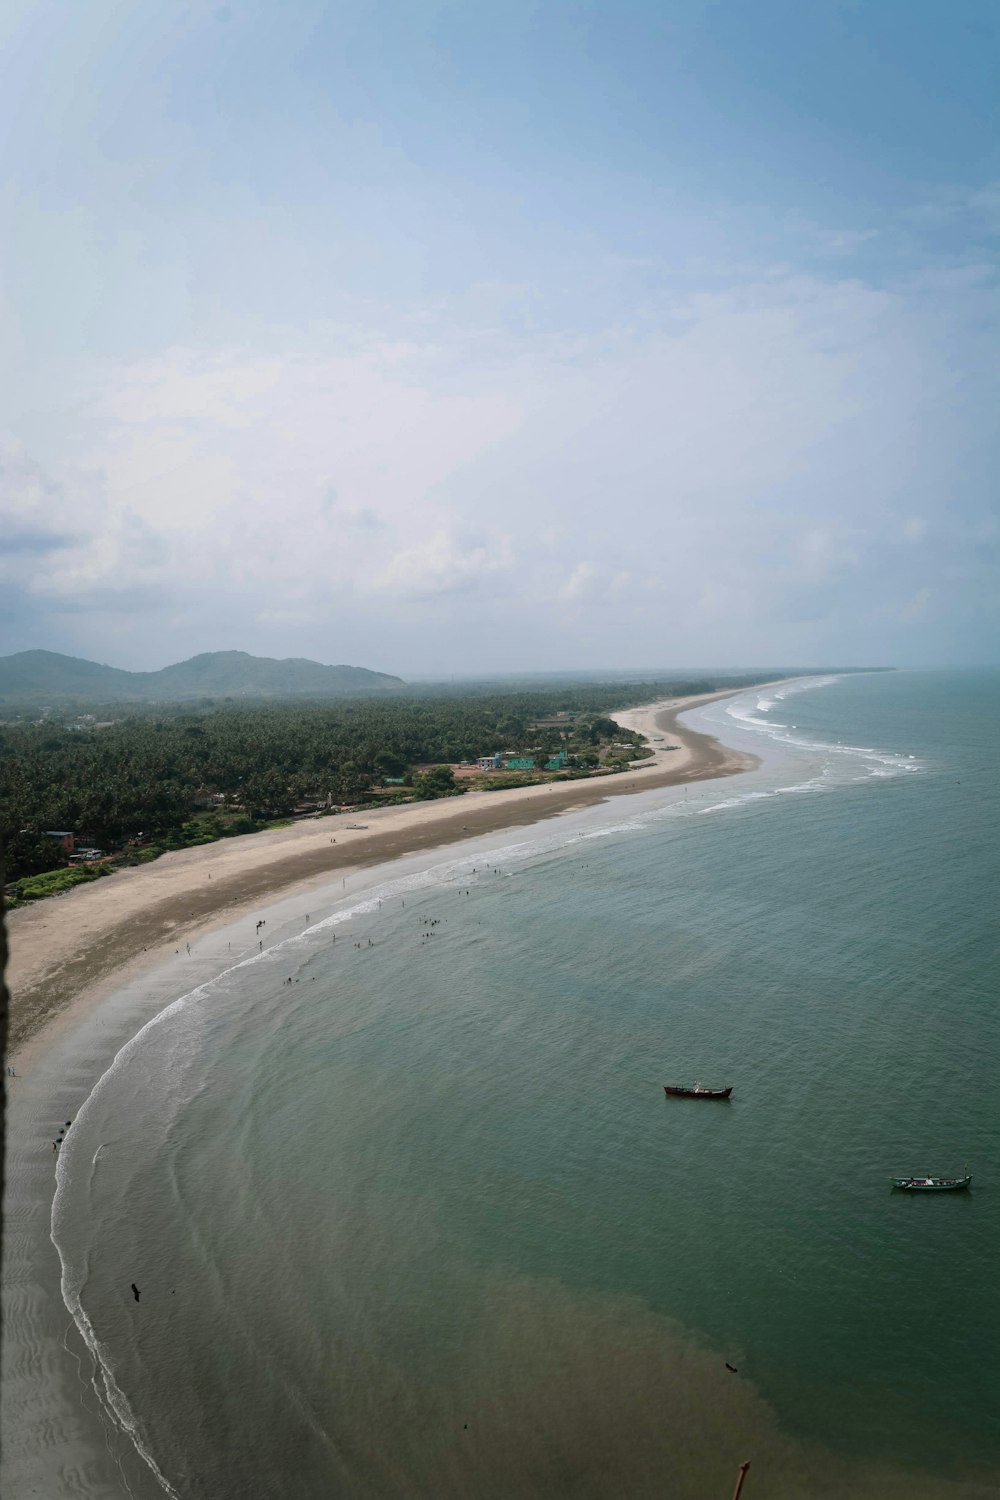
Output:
[
  {"xmin": 3, "ymin": 257, "xmax": 997, "ymax": 669},
  {"xmin": 558, "ymin": 561, "xmax": 598, "ymax": 604},
  {"xmin": 792, "ymin": 527, "xmax": 864, "ymax": 582},
  {"xmin": 377, "ymin": 530, "xmax": 514, "ymax": 599},
  {"xmin": 897, "ymin": 588, "xmax": 932, "ymax": 624},
  {"xmin": 0, "ymin": 438, "xmax": 84, "ymax": 558}
]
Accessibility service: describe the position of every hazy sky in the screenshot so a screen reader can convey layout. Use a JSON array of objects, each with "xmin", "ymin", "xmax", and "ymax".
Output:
[{"xmin": 1, "ymin": 1, "xmax": 997, "ymax": 675}]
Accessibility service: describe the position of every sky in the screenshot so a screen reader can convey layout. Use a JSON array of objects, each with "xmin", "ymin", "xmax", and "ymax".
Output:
[{"xmin": 1, "ymin": 0, "xmax": 997, "ymax": 676}]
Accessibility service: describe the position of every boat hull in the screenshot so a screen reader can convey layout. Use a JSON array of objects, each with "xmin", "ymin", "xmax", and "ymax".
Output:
[
  {"xmin": 663, "ymin": 1085, "xmax": 733, "ymax": 1099},
  {"xmin": 890, "ymin": 1175, "xmax": 971, "ymax": 1192}
]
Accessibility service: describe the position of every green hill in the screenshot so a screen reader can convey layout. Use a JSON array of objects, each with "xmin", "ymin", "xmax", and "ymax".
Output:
[{"xmin": 0, "ymin": 650, "xmax": 404, "ymax": 705}]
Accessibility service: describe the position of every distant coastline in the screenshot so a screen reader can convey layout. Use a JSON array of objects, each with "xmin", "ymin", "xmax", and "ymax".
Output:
[{"xmin": 6, "ymin": 685, "xmax": 769, "ymax": 1057}]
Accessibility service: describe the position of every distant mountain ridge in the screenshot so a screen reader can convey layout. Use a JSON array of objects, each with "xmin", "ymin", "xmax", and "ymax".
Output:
[{"xmin": 0, "ymin": 650, "xmax": 404, "ymax": 704}]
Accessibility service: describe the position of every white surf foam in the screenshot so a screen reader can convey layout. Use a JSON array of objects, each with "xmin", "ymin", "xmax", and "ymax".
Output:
[
  {"xmin": 717, "ymin": 676, "xmax": 922, "ymax": 784},
  {"xmin": 696, "ymin": 775, "xmax": 829, "ymax": 815},
  {"xmin": 51, "ymin": 1145, "xmax": 181, "ymax": 1497}
]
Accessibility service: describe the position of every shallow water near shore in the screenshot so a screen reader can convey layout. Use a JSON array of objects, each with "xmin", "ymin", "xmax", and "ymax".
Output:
[{"xmin": 15, "ymin": 671, "xmax": 1000, "ymax": 1497}]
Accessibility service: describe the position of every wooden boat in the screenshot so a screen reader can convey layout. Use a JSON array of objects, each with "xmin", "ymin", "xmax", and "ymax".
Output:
[
  {"xmin": 663, "ymin": 1084, "xmax": 733, "ymax": 1099},
  {"xmin": 890, "ymin": 1174, "xmax": 971, "ymax": 1192}
]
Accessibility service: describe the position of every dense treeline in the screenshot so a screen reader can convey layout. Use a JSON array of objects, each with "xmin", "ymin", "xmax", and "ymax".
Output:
[{"xmin": 0, "ymin": 677, "xmax": 763, "ymax": 882}]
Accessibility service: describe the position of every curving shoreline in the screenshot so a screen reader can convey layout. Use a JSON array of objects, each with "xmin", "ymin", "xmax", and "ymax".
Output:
[
  {"xmin": 6, "ymin": 675, "xmax": 997, "ymax": 1500},
  {"xmin": 6, "ymin": 688, "xmax": 761, "ymax": 1059},
  {"xmin": 1, "ymin": 686, "xmax": 764, "ymax": 1500}
]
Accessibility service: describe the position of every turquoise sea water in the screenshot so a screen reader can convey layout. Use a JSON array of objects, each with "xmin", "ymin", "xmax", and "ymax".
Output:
[{"xmin": 51, "ymin": 671, "xmax": 1000, "ymax": 1498}]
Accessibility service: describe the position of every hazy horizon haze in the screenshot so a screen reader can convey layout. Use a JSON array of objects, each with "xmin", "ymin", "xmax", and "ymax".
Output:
[{"xmin": 1, "ymin": 1, "xmax": 997, "ymax": 674}]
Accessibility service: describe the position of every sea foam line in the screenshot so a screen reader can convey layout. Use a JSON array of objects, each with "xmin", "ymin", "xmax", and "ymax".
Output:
[
  {"xmin": 696, "ymin": 775, "xmax": 829, "ymax": 815},
  {"xmin": 719, "ymin": 675, "xmax": 922, "ymax": 780},
  {"xmin": 49, "ymin": 927, "xmax": 361, "ymax": 1493}
]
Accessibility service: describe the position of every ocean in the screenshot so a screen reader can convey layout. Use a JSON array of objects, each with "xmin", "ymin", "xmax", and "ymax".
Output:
[{"xmin": 45, "ymin": 671, "xmax": 1000, "ymax": 1498}]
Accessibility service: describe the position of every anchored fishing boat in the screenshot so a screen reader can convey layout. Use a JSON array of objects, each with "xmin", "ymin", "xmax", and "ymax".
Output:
[
  {"xmin": 663, "ymin": 1084, "xmax": 733, "ymax": 1100},
  {"xmin": 890, "ymin": 1173, "xmax": 971, "ymax": 1192}
]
